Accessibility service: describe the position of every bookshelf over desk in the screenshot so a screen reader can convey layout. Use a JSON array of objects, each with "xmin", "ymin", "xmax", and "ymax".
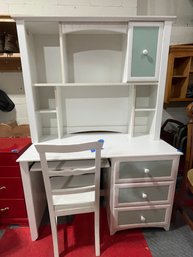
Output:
[{"xmin": 14, "ymin": 15, "xmax": 180, "ymax": 240}]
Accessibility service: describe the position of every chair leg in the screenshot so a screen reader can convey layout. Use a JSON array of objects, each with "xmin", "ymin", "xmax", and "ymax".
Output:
[
  {"xmin": 94, "ymin": 209, "xmax": 100, "ymax": 256},
  {"xmin": 50, "ymin": 215, "xmax": 60, "ymax": 257}
]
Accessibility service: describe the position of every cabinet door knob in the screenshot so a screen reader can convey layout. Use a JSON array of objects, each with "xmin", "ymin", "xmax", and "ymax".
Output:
[
  {"xmin": 142, "ymin": 49, "xmax": 148, "ymax": 55},
  {"xmin": 0, "ymin": 186, "xmax": 6, "ymax": 190},
  {"xmin": 144, "ymin": 168, "xmax": 150, "ymax": 174},
  {"xmin": 142, "ymin": 193, "xmax": 147, "ymax": 199},
  {"xmin": 140, "ymin": 215, "xmax": 146, "ymax": 222},
  {"xmin": 0, "ymin": 207, "xmax": 9, "ymax": 212}
]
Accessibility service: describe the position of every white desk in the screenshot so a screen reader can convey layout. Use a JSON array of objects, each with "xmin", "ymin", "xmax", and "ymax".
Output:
[{"xmin": 17, "ymin": 133, "xmax": 181, "ymax": 240}]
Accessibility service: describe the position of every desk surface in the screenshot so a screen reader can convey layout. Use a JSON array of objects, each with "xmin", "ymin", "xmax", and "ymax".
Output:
[{"xmin": 17, "ymin": 133, "xmax": 181, "ymax": 162}]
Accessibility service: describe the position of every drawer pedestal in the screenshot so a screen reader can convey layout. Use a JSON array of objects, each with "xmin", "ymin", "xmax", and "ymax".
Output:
[{"xmin": 105, "ymin": 156, "xmax": 180, "ymax": 235}]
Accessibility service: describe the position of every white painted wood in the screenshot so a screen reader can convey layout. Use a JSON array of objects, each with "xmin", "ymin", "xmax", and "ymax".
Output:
[
  {"xmin": 13, "ymin": 16, "xmax": 176, "ymax": 23},
  {"xmin": 65, "ymin": 33, "xmax": 125, "ymax": 83},
  {"xmin": 17, "ymin": 134, "xmax": 180, "ymax": 240},
  {"xmin": 55, "ymin": 87, "xmax": 63, "ymax": 138},
  {"xmin": 15, "ymin": 16, "xmax": 178, "ymax": 239},
  {"xmin": 33, "ymin": 82, "xmax": 157, "ymax": 87},
  {"xmin": 114, "ymin": 181, "xmax": 175, "ymax": 207},
  {"xmin": 16, "ymin": 17, "xmax": 174, "ymax": 141},
  {"xmin": 17, "ymin": 134, "xmax": 181, "ymax": 163},
  {"xmin": 114, "ymin": 155, "xmax": 180, "ymax": 183},
  {"xmin": 62, "ymin": 22, "xmax": 128, "ymax": 34},
  {"xmin": 35, "ymin": 141, "xmax": 103, "ymax": 257},
  {"xmin": 113, "ymin": 204, "xmax": 171, "ymax": 231},
  {"xmin": 16, "ymin": 21, "xmax": 39, "ymax": 143},
  {"xmin": 106, "ymin": 153, "xmax": 180, "ymax": 234},
  {"xmin": 19, "ymin": 162, "xmax": 46, "ymax": 241},
  {"xmin": 127, "ymin": 21, "xmax": 163, "ymax": 82}
]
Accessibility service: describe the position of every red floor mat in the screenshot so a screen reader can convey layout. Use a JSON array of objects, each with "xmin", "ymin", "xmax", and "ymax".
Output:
[{"xmin": 0, "ymin": 210, "xmax": 152, "ymax": 257}]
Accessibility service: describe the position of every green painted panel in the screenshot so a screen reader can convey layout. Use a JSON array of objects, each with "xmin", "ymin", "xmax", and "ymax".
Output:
[{"xmin": 131, "ymin": 26, "xmax": 159, "ymax": 77}]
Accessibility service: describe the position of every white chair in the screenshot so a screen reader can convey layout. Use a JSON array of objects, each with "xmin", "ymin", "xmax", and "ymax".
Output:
[{"xmin": 35, "ymin": 141, "xmax": 103, "ymax": 257}]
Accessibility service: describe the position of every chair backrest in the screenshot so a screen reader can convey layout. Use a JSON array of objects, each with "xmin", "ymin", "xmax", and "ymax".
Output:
[{"xmin": 35, "ymin": 141, "xmax": 103, "ymax": 209}]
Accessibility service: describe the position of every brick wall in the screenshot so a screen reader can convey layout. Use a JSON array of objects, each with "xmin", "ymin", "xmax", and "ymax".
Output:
[{"xmin": 0, "ymin": 0, "xmax": 137, "ymax": 17}]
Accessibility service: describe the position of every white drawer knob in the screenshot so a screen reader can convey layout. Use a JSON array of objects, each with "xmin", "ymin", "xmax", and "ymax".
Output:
[
  {"xmin": 142, "ymin": 49, "xmax": 148, "ymax": 55},
  {"xmin": 140, "ymin": 215, "xmax": 146, "ymax": 222},
  {"xmin": 142, "ymin": 193, "xmax": 147, "ymax": 199},
  {"xmin": 0, "ymin": 186, "xmax": 6, "ymax": 190},
  {"xmin": 144, "ymin": 168, "xmax": 150, "ymax": 174}
]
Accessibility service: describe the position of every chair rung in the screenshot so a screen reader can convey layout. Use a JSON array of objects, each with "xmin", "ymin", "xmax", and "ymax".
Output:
[
  {"xmin": 48, "ymin": 167, "xmax": 95, "ymax": 177},
  {"xmin": 52, "ymin": 185, "xmax": 95, "ymax": 194}
]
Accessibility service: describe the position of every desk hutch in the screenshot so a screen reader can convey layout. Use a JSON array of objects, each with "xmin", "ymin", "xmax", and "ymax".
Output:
[{"xmin": 15, "ymin": 16, "xmax": 181, "ymax": 239}]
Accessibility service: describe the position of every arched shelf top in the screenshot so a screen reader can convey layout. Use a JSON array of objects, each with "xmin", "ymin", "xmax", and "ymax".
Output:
[{"xmin": 61, "ymin": 22, "xmax": 128, "ymax": 34}]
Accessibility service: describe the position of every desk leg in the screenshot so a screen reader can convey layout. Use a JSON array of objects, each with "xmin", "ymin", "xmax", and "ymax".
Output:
[{"xmin": 20, "ymin": 162, "xmax": 46, "ymax": 241}]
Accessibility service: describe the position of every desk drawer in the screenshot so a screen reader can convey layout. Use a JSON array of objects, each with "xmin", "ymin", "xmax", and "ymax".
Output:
[
  {"xmin": 115, "ymin": 205, "xmax": 170, "ymax": 228},
  {"xmin": 114, "ymin": 182, "xmax": 174, "ymax": 207},
  {"xmin": 0, "ymin": 166, "xmax": 21, "ymax": 177},
  {"xmin": 115, "ymin": 159, "xmax": 173, "ymax": 182},
  {"xmin": 0, "ymin": 199, "xmax": 27, "ymax": 218},
  {"xmin": 0, "ymin": 178, "xmax": 24, "ymax": 199}
]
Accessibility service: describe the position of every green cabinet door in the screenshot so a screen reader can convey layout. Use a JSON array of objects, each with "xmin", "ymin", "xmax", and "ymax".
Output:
[{"xmin": 131, "ymin": 26, "xmax": 159, "ymax": 77}]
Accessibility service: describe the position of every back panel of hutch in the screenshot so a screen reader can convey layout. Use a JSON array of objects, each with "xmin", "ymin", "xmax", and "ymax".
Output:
[{"xmin": 15, "ymin": 16, "xmax": 175, "ymax": 143}]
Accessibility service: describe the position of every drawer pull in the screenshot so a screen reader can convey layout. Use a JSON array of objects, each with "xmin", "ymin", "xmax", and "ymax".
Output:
[
  {"xmin": 0, "ymin": 186, "xmax": 6, "ymax": 190},
  {"xmin": 142, "ymin": 49, "xmax": 148, "ymax": 56},
  {"xmin": 140, "ymin": 215, "xmax": 146, "ymax": 222},
  {"xmin": 144, "ymin": 168, "xmax": 150, "ymax": 174},
  {"xmin": 142, "ymin": 193, "xmax": 147, "ymax": 199},
  {"xmin": 0, "ymin": 207, "xmax": 9, "ymax": 212}
]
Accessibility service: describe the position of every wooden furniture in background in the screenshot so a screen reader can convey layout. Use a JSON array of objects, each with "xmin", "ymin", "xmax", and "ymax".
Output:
[
  {"xmin": 0, "ymin": 16, "xmax": 21, "ymax": 72},
  {"xmin": 0, "ymin": 121, "xmax": 30, "ymax": 138},
  {"xmin": 0, "ymin": 138, "xmax": 31, "ymax": 225},
  {"xmin": 164, "ymin": 44, "xmax": 193, "ymax": 103},
  {"xmin": 173, "ymin": 102, "xmax": 193, "ymax": 228},
  {"xmin": 12, "ymin": 124, "xmax": 31, "ymax": 138}
]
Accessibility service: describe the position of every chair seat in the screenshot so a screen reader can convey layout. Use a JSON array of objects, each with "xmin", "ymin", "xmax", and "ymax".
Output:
[
  {"xmin": 53, "ymin": 191, "xmax": 95, "ymax": 206},
  {"xmin": 52, "ymin": 173, "xmax": 95, "ymax": 215}
]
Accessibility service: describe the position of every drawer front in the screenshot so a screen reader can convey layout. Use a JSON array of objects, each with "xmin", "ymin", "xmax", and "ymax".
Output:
[
  {"xmin": 116, "ymin": 160, "xmax": 173, "ymax": 182},
  {"xmin": 0, "ymin": 153, "xmax": 18, "ymax": 166},
  {"xmin": 115, "ymin": 206, "xmax": 168, "ymax": 227},
  {"xmin": 0, "ymin": 166, "xmax": 21, "ymax": 177},
  {"xmin": 0, "ymin": 178, "xmax": 24, "ymax": 199},
  {"xmin": 130, "ymin": 24, "xmax": 162, "ymax": 79},
  {"xmin": 0, "ymin": 199, "xmax": 27, "ymax": 218},
  {"xmin": 115, "ymin": 182, "xmax": 173, "ymax": 207}
]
